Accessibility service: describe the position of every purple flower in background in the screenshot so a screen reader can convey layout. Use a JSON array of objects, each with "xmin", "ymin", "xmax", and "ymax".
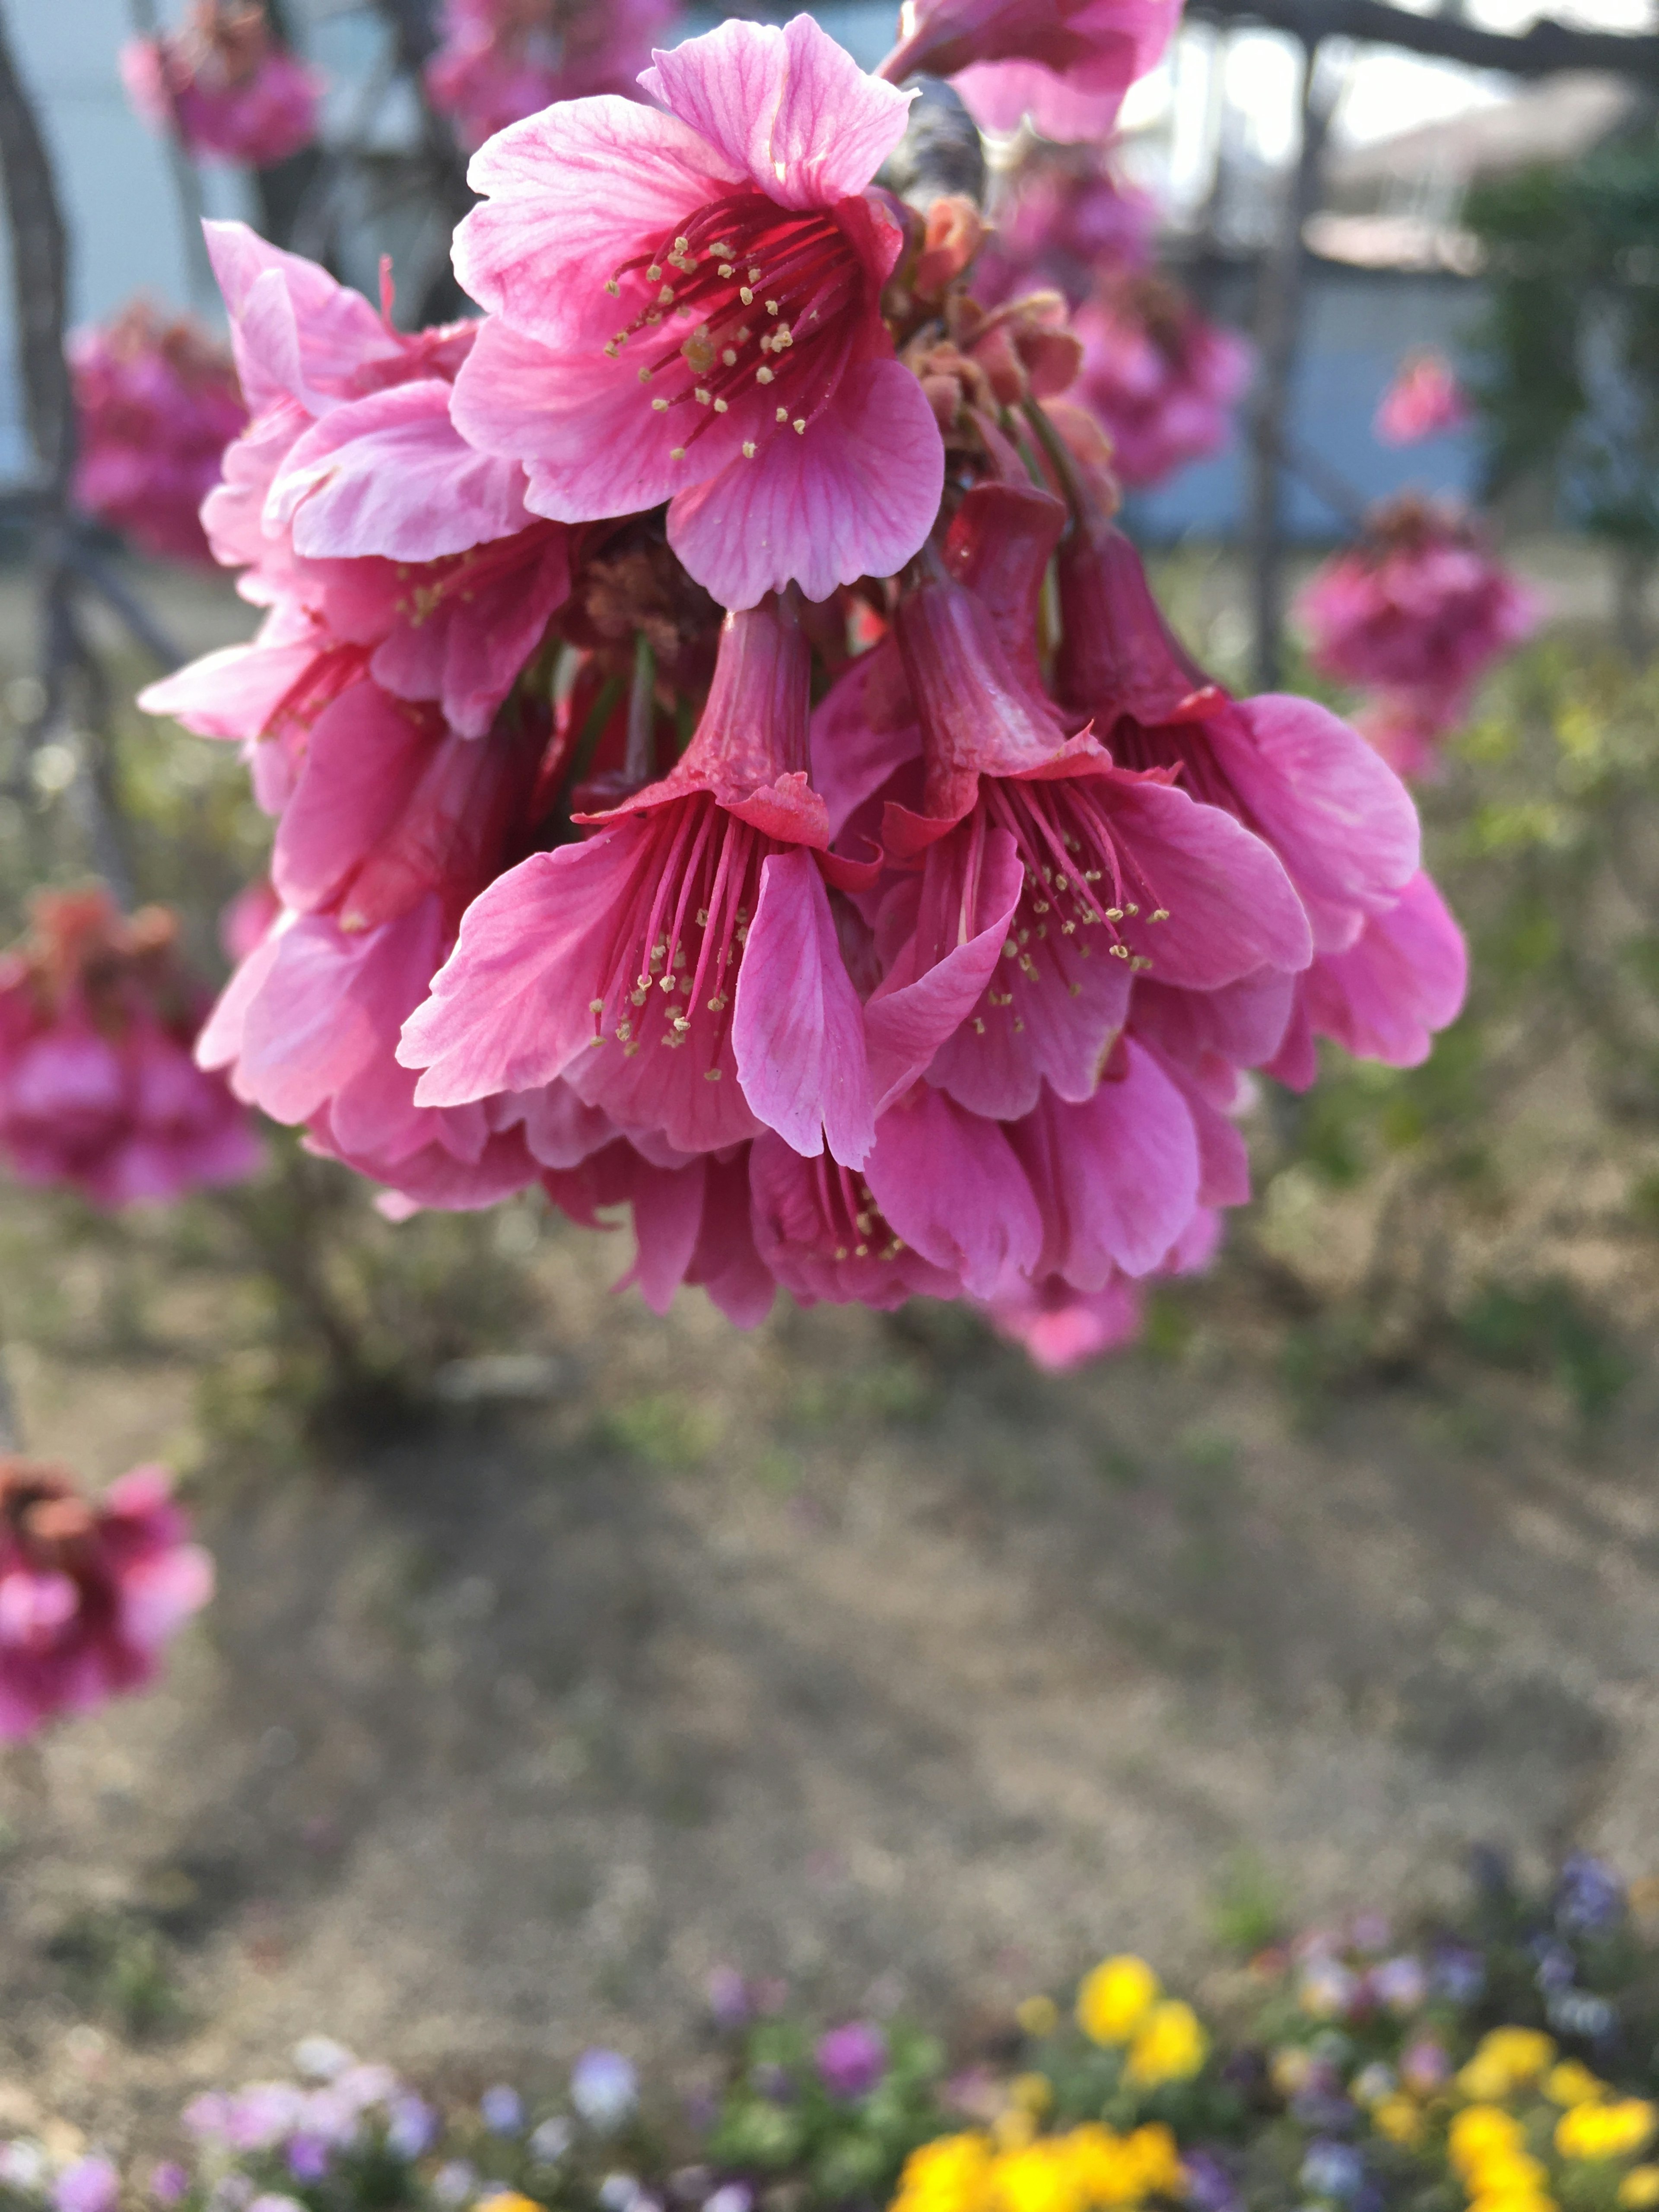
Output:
[
  {"xmin": 151, "ymin": 2167, "xmax": 190, "ymax": 2209},
  {"xmin": 1401, "ymin": 2039, "xmax": 1451, "ymax": 2094},
  {"xmin": 1557, "ymin": 1856, "xmax": 1625, "ymax": 1935},
  {"xmin": 1349, "ymin": 1914, "xmax": 1391, "ymax": 1955},
  {"xmin": 1182, "ymin": 2152, "xmax": 1241, "ymax": 2212},
  {"xmin": 53, "ymin": 2159, "xmax": 120, "ymax": 2212},
  {"xmin": 226, "ymin": 2085, "xmax": 306, "ymax": 2153},
  {"xmin": 388, "ymin": 2097, "xmax": 438, "ymax": 2160},
  {"xmin": 1370, "ymin": 1956, "xmax": 1427, "ymax": 2014},
  {"xmin": 706, "ymin": 2189, "xmax": 753, "ymax": 2212},
  {"xmin": 572, "ymin": 2051, "xmax": 638, "ymax": 2132},
  {"xmin": 334, "ymin": 2067, "xmax": 397, "ymax": 2114},
  {"xmin": 530, "ymin": 2119, "xmax": 573, "ymax": 2165},
  {"xmin": 481, "ymin": 2087, "xmax": 525, "ymax": 2135},
  {"xmin": 1300, "ymin": 2143, "xmax": 1365, "ymax": 2201},
  {"xmin": 286, "ymin": 2136, "xmax": 331, "ymax": 2183},
  {"xmin": 1532, "ymin": 1939, "xmax": 1576, "ymax": 1993},
  {"xmin": 815, "ymin": 2022, "xmax": 887, "ymax": 2100},
  {"xmin": 432, "ymin": 2163, "xmax": 478, "ymax": 2208},
  {"xmin": 1430, "ymin": 1942, "xmax": 1485, "ymax": 2004},
  {"xmin": 707, "ymin": 1967, "xmax": 750, "ymax": 2031},
  {"xmin": 292, "ymin": 2037, "xmax": 352, "ymax": 2082},
  {"xmin": 1548, "ymin": 1990, "xmax": 1616, "ymax": 2040},
  {"xmin": 751, "ymin": 2066, "xmax": 795, "ymax": 2104},
  {"xmin": 183, "ymin": 2095, "xmax": 233, "ymax": 2142}
]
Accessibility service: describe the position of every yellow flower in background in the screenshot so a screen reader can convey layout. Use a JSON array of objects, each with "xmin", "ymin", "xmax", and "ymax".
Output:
[
  {"xmin": 1120, "ymin": 2124, "xmax": 1184, "ymax": 2198},
  {"xmin": 1466, "ymin": 2192, "xmax": 1556, "ymax": 2212},
  {"xmin": 1450, "ymin": 2106, "xmax": 1528, "ymax": 2176},
  {"xmin": 1011, "ymin": 2075, "xmax": 1055, "ymax": 2116},
  {"xmin": 989, "ymin": 2139, "xmax": 1082, "ymax": 2212},
  {"xmin": 1557, "ymin": 2101, "xmax": 1658, "ymax": 2162},
  {"xmin": 1373, "ymin": 2095, "xmax": 1425, "ymax": 2147},
  {"xmin": 1018, "ymin": 1997, "xmax": 1061, "ymax": 2040},
  {"xmin": 1620, "ymin": 2167, "xmax": 1659, "ymax": 2208},
  {"xmin": 476, "ymin": 2197, "xmax": 542, "ymax": 2212},
  {"xmin": 1077, "ymin": 1957, "xmax": 1161, "ymax": 2046},
  {"xmin": 893, "ymin": 2134, "xmax": 996, "ymax": 2212},
  {"xmin": 1063, "ymin": 2126, "xmax": 1142, "ymax": 2208},
  {"xmin": 1546, "ymin": 2061, "xmax": 1606, "ymax": 2109},
  {"xmin": 1459, "ymin": 2030, "xmax": 1557, "ymax": 2103},
  {"xmin": 995, "ymin": 2111, "xmax": 1041, "ymax": 2153},
  {"xmin": 1125, "ymin": 2001, "xmax": 1208, "ymax": 2088},
  {"xmin": 1468, "ymin": 2151, "xmax": 1549, "ymax": 2198}
]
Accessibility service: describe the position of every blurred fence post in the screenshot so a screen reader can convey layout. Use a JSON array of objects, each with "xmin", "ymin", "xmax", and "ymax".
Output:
[{"xmin": 1246, "ymin": 38, "xmax": 1338, "ymax": 692}]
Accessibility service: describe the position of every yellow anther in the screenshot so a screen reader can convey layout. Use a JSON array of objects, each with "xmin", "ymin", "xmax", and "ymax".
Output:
[
  {"xmin": 756, "ymin": 366, "xmax": 774, "ymax": 384},
  {"xmin": 718, "ymin": 264, "xmax": 735, "ymax": 280},
  {"xmin": 742, "ymin": 440, "xmax": 756, "ymax": 458},
  {"xmin": 646, "ymin": 264, "xmax": 663, "ymax": 281},
  {"xmin": 604, "ymin": 278, "xmax": 620, "ymax": 296},
  {"xmin": 694, "ymin": 387, "xmax": 712, "ymax": 405},
  {"xmin": 652, "ymin": 397, "xmax": 668, "ymax": 411},
  {"xmin": 766, "ymin": 299, "xmax": 779, "ymax": 314},
  {"xmin": 713, "ymin": 397, "xmax": 728, "ymax": 413},
  {"xmin": 792, "ymin": 418, "xmax": 806, "ymax": 433},
  {"xmin": 722, "ymin": 348, "xmax": 737, "ymax": 366},
  {"xmin": 670, "ymin": 445, "xmax": 685, "ymax": 459},
  {"xmin": 638, "ymin": 365, "xmax": 652, "ymax": 383},
  {"xmin": 776, "ymin": 406, "xmax": 788, "ymax": 422},
  {"xmin": 740, "ymin": 286, "xmax": 754, "ymax": 305},
  {"xmin": 658, "ymin": 284, "xmax": 675, "ymax": 305}
]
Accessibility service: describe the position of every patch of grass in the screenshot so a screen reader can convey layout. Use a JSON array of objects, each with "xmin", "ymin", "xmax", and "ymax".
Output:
[{"xmin": 45, "ymin": 1907, "xmax": 183, "ymax": 2039}]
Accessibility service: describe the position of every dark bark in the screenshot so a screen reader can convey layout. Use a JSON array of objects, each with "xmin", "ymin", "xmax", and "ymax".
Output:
[
  {"xmin": 1189, "ymin": 0, "xmax": 1659, "ymax": 85},
  {"xmin": 1246, "ymin": 41, "xmax": 1337, "ymax": 691}
]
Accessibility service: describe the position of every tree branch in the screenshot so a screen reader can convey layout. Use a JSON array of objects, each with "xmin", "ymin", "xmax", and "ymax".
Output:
[{"xmin": 1187, "ymin": 0, "xmax": 1659, "ymax": 84}]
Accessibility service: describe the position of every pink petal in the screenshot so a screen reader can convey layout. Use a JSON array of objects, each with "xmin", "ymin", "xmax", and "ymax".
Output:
[
  {"xmin": 138, "ymin": 635, "xmax": 321, "ymax": 742},
  {"xmin": 271, "ymin": 381, "xmax": 531, "ymax": 563},
  {"xmin": 621, "ymin": 1153, "xmax": 707, "ymax": 1314},
  {"xmin": 1130, "ymin": 971, "xmax": 1295, "ymax": 1084},
  {"xmin": 1008, "ymin": 1039, "xmax": 1201, "ymax": 1283},
  {"xmin": 204, "ymin": 220, "xmax": 398, "ymax": 416},
  {"xmin": 864, "ymin": 823, "xmax": 1023, "ymax": 1115},
  {"xmin": 452, "ymin": 315, "xmax": 750, "ymax": 525},
  {"xmin": 489, "ymin": 1083, "xmax": 617, "ymax": 1170},
  {"xmin": 639, "ymin": 17, "xmax": 913, "ymax": 211},
  {"xmin": 455, "ymin": 95, "xmax": 741, "ymax": 350},
  {"xmin": 809, "ymin": 641, "xmax": 920, "ymax": 842},
  {"xmin": 272, "ymin": 680, "xmax": 430, "ymax": 915},
  {"xmin": 667, "ymin": 359, "xmax": 944, "ymax": 608},
  {"xmin": 400, "ymin": 837, "xmax": 648, "ymax": 1106},
  {"xmin": 1303, "ymin": 868, "xmax": 1467, "ymax": 1066},
  {"xmin": 1107, "ymin": 776, "xmax": 1313, "ymax": 987},
  {"xmin": 864, "ymin": 1087, "xmax": 1041, "ymax": 1300},
  {"xmin": 1222, "ymin": 694, "xmax": 1420, "ymax": 953},
  {"xmin": 733, "ymin": 848, "xmax": 875, "ymax": 1166},
  {"xmin": 979, "ymin": 1273, "xmax": 1144, "ymax": 1371},
  {"xmin": 686, "ymin": 1147, "xmax": 775, "ymax": 1327}
]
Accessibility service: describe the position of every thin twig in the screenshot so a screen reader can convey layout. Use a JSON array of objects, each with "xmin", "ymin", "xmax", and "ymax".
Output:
[{"xmin": 68, "ymin": 534, "xmax": 187, "ymax": 672}]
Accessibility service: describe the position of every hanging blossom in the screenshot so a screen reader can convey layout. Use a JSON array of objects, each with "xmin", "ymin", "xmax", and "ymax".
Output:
[
  {"xmin": 0, "ymin": 1459, "xmax": 213, "ymax": 1741},
  {"xmin": 448, "ymin": 13, "xmax": 945, "ymax": 609},
  {"xmin": 427, "ymin": 0, "xmax": 680, "ymax": 152},
  {"xmin": 143, "ymin": 8, "xmax": 1466, "ymax": 1367},
  {"xmin": 70, "ymin": 300, "xmax": 247, "ymax": 567},
  {"xmin": 0, "ymin": 890, "xmax": 261, "ymax": 1208},
  {"xmin": 876, "ymin": 0, "xmax": 1178, "ymax": 143},
  {"xmin": 1294, "ymin": 495, "xmax": 1541, "ymax": 779},
  {"xmin": 1072, "ymin": 272, "xmax": 1252, "ymax": 490},
  {"xmin": 1375, "ymin": 350, "xmax": 1469, "ymax": 447},
  {"xmin": 121, "ymin": 2, "xmax": 321, "ymax": 169}
]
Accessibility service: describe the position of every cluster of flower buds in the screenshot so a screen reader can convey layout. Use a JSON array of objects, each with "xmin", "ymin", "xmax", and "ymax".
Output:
[
  {"xmin": 0, "ymin": 1458, "xmax": 212, "ymax": 1740},
  {"xmin": 973, "ymin": 143, "xmax": 1249, "ymax": 493},
  {"xmin": 122, "ymin": 0, "xmax": 321, "ymax": 169},
  {"xmin": 70, "ymin": 302, "xmax": 247, "ymax": 567},
  {"xmin": 0, "ymin": 889, "xmax": 260, "ymax": 1207},
  {"xmin": 142, "ymin": 9, "xmax": 1465, "ymax": 1361},
  {"xmin": 426, "ymin": 0, "xmax": 682, "ymax": 152},
  {"xmin": 1296, "ymin": 494, "xmax": 1541, "ymax": 779}
]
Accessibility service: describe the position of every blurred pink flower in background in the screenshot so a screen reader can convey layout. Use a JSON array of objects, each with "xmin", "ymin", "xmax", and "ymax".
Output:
[
  {"xmin": 1073, "ymin": 273, "xmax": 1252, "ymax": 489},
  {"xmin": 974, "ymin": 148, "xmax": 1156, "ymax": 307},
  {"xmin": 426, "ymin": 0, "xmax": 680, "ymax": 150},
  {"xmin": 1375, "ymin": 351, "xmax": 1470, "ymax": 446},
  {"xmin": 0, "ymin": 890, "xmax": 260, "ymax": 1208},
  {"xmin": 121, "ymin": 2, "xmax": 321, "ymax": 168},
  {"xmin": 1296, "ymin": 496, "xmax": 1542, "ymax": 771},
  {"xmin": 70, "ymin": 301, "xmax": 247, "ymax": 566},
  {"xmin": 0, "ymin": 1458, "xmax": 212, "ymax": 1741}
]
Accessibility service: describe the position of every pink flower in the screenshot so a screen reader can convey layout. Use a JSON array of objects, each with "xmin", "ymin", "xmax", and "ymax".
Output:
[
  {"xmin": 121, "ymin": 3, "xmax": 321, "ymax": 168},
  {"xmin": 1295, "ymin": 495, "xmax": 1541, "ymax": 732},
  {"xmin": 878, "ymin": 0, "xmax": 1176, "ymax": 143},
  {"xmin": 882, "ymin": 529, "xmax": 1313, "ymax": 1125},
  {"xmin": 0, "ymin": 890, "xmax": 261, "ymax": 1208},
  {"xmin": 448, "ymin": 14, "xmax": 944, "ymax": 607},
  {"xmin": 978, "ymin": 1206, "xmax": 1219, "ymax": 1370},
  {"xmin": 1054, "ymin": 513, "xmax": 1467, "ymax": 1081},
  {"xmin": 0, "ymin": 1458, "xmax": 213, "ymax": 1741},
  {"xmin": 427, "ymin": 0, "xmax": 680, "ymax": 151},
  {"xmin": 1072, "ymin": 272, "xmax": 1252, "ymax": 489},
  {"xmin": 70, "ymin": 302, "xmax": 247, "ymax": 566},
  {"xmin": 400, "ymin": 595, "xmax": 880, "ymax": 1164},
  {"xmin": 1375, "ymin": 351, "xmax": 1469, "ymax": 446}
]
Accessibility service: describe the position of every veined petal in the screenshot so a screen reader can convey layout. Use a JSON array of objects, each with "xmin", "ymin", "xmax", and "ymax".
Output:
[
  {"xmin": 640, "ymin": 16, "xmax": 913, "ymax": 212},
  {"xmin": 667, "ymin": 359, "xmax": 943, "ymax": 608},
  {"xmin": 865, "ymin": 1086, "xmax": 1041, "ymax": 1300},
  {"xmin": 734, "ymin": 848, "xmax": 875, "ymax": 1166}
]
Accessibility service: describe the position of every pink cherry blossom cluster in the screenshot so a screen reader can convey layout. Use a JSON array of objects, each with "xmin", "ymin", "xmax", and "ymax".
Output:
[
  {"xmin": 426, "ymin": 0, "xmax": 682, "ymax": 152},
  {"xmin": 121, "ymin": 1, "xmax": 321, "ymax": 170},
  {"xmin": 70, "ymin": 301, "xmax": 247, "ymax": 567},
  {"xmin": 140, "ymin": 11, "xmax": 1465, "ymax": 1364},
  {"xmin": 0, "ymin": 889, "xmax": 260, "ymax": 1207},
  {"xmin": 879, "ymin": 0, "xmax": 1179, "ymax": 143},
  {"xmin": 975, "ymin": 150, "xmax": 1157, "ymax": 309},
  {"xmin": 1296, "ymin": 495, "xmax": 1542, "ymax": 780},
  {"xmin": 1374, "ymin": 351, "xmax": 1470, "ymax": 448},
  {"xmin": 0, "ymin": 1457, "xmax": 212, "ymax": 1741}
]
